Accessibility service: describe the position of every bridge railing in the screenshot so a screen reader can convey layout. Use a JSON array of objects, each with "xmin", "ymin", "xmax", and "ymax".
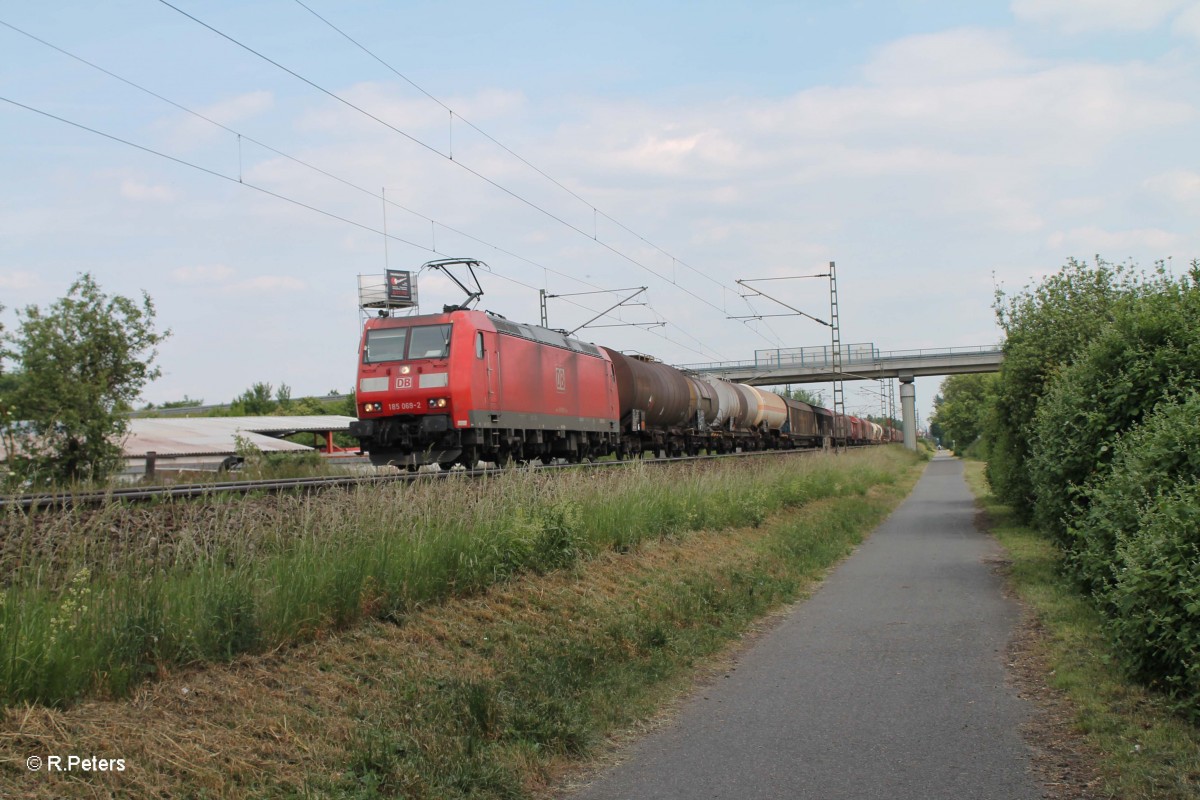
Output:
[{"xmin": 678, "ymin": 344, "xmax": 1004, "ymax": 373}]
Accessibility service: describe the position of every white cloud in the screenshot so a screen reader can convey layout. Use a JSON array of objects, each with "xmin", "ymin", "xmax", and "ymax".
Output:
[
  {"xmin": 172, "ymin": 264, "xmax": 235, "ymax": 283},
  {"xmin": 443, "ymin": 88, "xmax": 528, "ymax": 122},
  {"xmin": 120, "ymin": 179, "xmax": 176, "ymax": 202},
  {"xmin": 230, "ymin": 276, "xmax": 307, "ymax": 292},
  {"xmin": 1047, "ymin": 226, "xmax": 1180, "ymax": 250},
  {"xmin": 862, "ymin": 29, "xmax": 1032, "ymax": 85},
  {"xmin": 199, "ymin": 90, "xmax": 274, "ymax": 127},
  {"xmin": 1144, "ymin": 170, "xmax": 1200, "ymax": 201},
  {"xmin": 1011, "ymin": 0, "xmax": 1189, "ymax": 32},
  {"xmin": 0, "ymin": 271, "xmax": 39, "ymax": 291},
  {"xmin": 169, "ymin": 265, "xmax": 305, "ymax": 293},
  {"xmin": 298, "ymin": 82, "xmax": 449, "ymax": 140},
  {"xmin": 549, "ymin": 30, "xmax": 1191, "ymax": 255},
  {"xmin": 610, "ymin": 129, "xmax": 743, "ymax": 176},
  {"xmin": 165, "ymin": 91, "xmax": 274, "ymax": 146},
  {"xmin": 1174, "ymin": 3, "xmax": 1200, "ymax": 41}
]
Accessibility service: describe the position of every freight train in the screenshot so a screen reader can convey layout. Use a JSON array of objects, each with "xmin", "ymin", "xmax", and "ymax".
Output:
[{"xmin": 348, "ymin": 306, "xmax": 895, "ymax": 469}]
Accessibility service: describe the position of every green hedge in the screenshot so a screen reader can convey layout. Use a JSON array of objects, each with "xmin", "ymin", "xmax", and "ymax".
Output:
[
  {"xmin": 985, "ymin": 257, "xmax": 1160, "ymax": 519},
  {"xmin": 1069, "ymin": 395, "xmax": 1200, "ymax": 713},
  {"xmin": 1028, "ymin": 278, "xmax": 1200, "ymax": 541},
  {"xmin": 1107, "ymin": 483, "xmax": 1200, "ymax": 709}
]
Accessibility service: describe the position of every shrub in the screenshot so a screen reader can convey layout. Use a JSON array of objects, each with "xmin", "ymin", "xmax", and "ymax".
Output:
[
  {"xmin": 1106, "ymin": 483, "xmax": 1200, "ymax": 714},
  {"xmin": 985, "ymin": 257, "xmax": 1169, "ymax": 519},
  {"xmin": 931, "ymin": 373, "xmax": 996, "ymax": 453},
  {"xmin": 1028, "ymin": 278, "xmax": 1200, "ymax": 541},
  {"xmin": 1069, "ymin": 394, "xmax": 1200, "ymax": 595},
  {"xmin": 1066, "ymin": 394, "xmax": 1200, "ymax": 715}
]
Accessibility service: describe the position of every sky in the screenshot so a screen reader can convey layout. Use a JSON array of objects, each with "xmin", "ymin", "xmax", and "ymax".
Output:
[{"xmin": 2, "ymin": 0, "xmax": 1198, "ymax": 424}]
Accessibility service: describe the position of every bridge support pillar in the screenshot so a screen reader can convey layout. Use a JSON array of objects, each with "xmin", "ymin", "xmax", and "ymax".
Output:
[{"xmin": 900, "ymin": 376, "xmax": 917, "ymax": 451}]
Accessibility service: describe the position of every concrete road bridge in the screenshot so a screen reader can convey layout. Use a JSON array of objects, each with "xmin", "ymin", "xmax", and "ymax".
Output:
[
  {"xmin": 677, "ymin": 344, "xmax": 1004, "ymax": 385},
  {"xmin": 676, "ymin": 344, "xmax": 1005, "ymax": 451}
]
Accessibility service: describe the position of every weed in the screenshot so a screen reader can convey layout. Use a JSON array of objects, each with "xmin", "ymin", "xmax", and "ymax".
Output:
[{"xmin": 0, "ymin": 448, "xmax": 916, "ymax": 708}]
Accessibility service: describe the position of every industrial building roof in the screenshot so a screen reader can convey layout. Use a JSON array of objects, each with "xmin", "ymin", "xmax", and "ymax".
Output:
[
  {"xmin": 122, "ymin": 416, "xmax": 358, "ymax": 457},
  {"xmin": 0, "ymin": 415, "xmax": 359, "ymax": 460}
]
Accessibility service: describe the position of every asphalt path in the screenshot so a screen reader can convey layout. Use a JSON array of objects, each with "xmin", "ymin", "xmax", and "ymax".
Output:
[{"xmin": 567, "ymin": 455, "xmax": 1041, "ymax": 800}]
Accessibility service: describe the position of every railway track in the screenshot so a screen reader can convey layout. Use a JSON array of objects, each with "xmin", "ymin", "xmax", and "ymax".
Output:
[{"xmin": 0, "ymin": 446, "xmax": 858, "ymax": 511}]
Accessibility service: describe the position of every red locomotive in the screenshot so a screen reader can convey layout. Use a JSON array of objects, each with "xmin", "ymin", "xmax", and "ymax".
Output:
[
  {"xmin": 350, "ymin": 308, "xmax": 620, "ymax": 468},
  {"xmin": 349, "ymin": 259, "xmax": 896, "ymax": 468}
]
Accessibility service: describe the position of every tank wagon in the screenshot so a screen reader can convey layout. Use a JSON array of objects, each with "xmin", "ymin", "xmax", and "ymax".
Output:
[
  {"xmin": 349, "ymin": 305, "xmax": 893, "ymax": 468},
  {"xmin": 600, "ymin": 349, "xmax": 801, "ymax": 458}
]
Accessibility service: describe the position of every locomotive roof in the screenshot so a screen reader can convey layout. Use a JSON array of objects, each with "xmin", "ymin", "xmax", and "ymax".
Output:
[
  {"xmin": 363, "ymin": 308, "xmax": 603, "ymax": 358},
  {"xmin": 486, "ymin": 314, "xmax": 604, "ymax": 358}
]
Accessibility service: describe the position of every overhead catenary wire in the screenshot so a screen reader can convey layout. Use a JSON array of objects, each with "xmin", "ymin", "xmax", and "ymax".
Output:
[
  {"xmin": 0, "ymin": 94, "xmax": 724, "ymax": 362},
  {"xmin": 289, "ymin": 0, "xmax": 769, "ymax": 303},
  {"xmin": 0, "ymin": 18, "xmax": 724, "ymax": 358},
  {"xmin": 0, "ymin": 96, "xmax": 427, "ymax": 251},
  {"xmin": 154, "ymin": 0, "xmax": 784, "ymax": 344}
]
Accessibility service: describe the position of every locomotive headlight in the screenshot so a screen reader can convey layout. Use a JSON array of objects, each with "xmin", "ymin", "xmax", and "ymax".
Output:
[
  {"xmin": 437, "ymin": 398, "xmax": 447, "ymax": 408},
  {"xmin": 400, "ymin": 366, "xmax": 411, "ymax": 375},
  {"xmin": 427, "ymin": 398, "xmax": 448, "ymax": 409}
]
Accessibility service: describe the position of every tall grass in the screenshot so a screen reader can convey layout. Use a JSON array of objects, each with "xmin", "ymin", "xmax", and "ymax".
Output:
[{"xmin": 0, "ymin": 449, "xmax": 910, "ymax": 707}]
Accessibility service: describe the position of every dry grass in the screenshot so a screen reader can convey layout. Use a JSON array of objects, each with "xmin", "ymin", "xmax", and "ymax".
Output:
[
  {"xmin": 1, "ymin": 449, "xmax": 923, "ymax": 798},
  {"xmin": 2, "ymin": 528, "xmax": 772, "ymax": 797}
]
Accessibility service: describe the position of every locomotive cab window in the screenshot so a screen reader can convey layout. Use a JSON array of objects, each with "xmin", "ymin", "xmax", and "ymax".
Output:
[
  {"xmin": 409, "ymin": 324, "xmax": 452, "ymax": 359},
  {"xmin": 364, "ymin": 327, "xmax": 408, "ymax": 363},
  {"xmin": 475, "ymin": 332, "xmax": 485, "ymax": 359},
  {"xmin": 364, "ymin": 324, "xmax": 451, "ymax": 363}
]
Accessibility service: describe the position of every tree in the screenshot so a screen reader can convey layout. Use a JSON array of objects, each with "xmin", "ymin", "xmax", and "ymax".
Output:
[
  {"xmin": 2, "ymin": 274, "xmax": 169, "ymax": 487},
  {"xmin": 1029, "ymin": 272, "xmax": 1200, "ymax": 539},
  {"xmin": 160, "ymin": 395, "xmax": 204, "ymax": 409},
  {"xmin": 295, "ymin": 396, "xmax": 328, "ymax": 415},
  {"xmin": 782, "ymin": 386, "xmax": 824, "ymax": 406},
  {"xmin": 0, "ymin": 306, "xmax": 13, "ymax": 454},
  {"xmin": 985, "ymin": 257, "xmax": 1169, "ymax": 519},
  {"xmin": 338, "ymin": 388, "xmax": 357, "ymax": 417},
  {"xmin": 274, "ymin": 382, "xmax": 293, "ymax": 412},
  {"xmin": 229, "ymin": 382, "xmax": 276, "ymax": 416},
  {"xmin": 930, "ymin": 374, "xmax": 996, "ymax": 453}
]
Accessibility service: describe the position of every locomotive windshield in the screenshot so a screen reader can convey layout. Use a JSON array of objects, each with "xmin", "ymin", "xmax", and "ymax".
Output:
[
  {"xmin": 408, "ymin": 324, "xmax": 452, "ymax": 359},
  {"xmin": 364, "ymin": 324, "xmax": 451, "ymax": 363}
]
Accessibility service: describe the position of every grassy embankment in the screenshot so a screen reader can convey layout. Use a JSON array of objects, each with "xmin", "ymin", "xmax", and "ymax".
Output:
[
  {"xmin": 2, "ymin": 447, "xmax": 923, "ymax": 798},
  {"xmin": 963, "ymin": 460, "xmax": 1200, "ymax": 800}
]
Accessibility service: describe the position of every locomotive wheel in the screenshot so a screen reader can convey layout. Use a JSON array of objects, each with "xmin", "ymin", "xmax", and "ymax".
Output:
[{"xmin": 461, "ymin": 446, "xmax": 478, "ymax": 469}]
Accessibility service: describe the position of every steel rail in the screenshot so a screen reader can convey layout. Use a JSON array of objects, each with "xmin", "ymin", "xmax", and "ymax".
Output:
[{"xmin": 0, "ymin": 446, "xmax": 867, "ymax": 512}]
